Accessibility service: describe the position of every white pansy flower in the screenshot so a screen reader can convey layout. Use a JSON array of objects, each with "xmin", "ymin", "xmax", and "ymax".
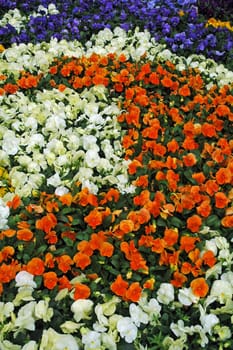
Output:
[
  {"xmin": 170, "ymin": 319, "xmax": 190, "ymax": 338},
  {"xmin": 13, "ymin": 288, "xmax": 35, "ymax": 305},
  {"xmin": 96, "ymin": 158, "xmax": 112, "ymax": 172},
  {"xmin": 82, "ymin": 330, "xmax": 101, "ymax": 349},
  {"xmin": 205, "ymin": 262, "xmax": 222, "ymax": 280},
  {"xmin": 0, "ymin": 150, "xmax": 10, "ymax": 167},
  {"xmin": 24, "ymin": 116, "xmax": 38, "ymax": 130},
  {"xmin": 178, "ymin": 287, "xmax": 199, "ymax": 306},
  {"xmin": 2, "ymin": 130, "xmax": 19, "ymax": 155},
  {"xmin": 100, "ymin": 296, "xmax": 121, "ymax": 317},
  {"xmin": 66, "ymin": 134, "xmax": 81, "ymax": 151},
  {"xmin": 14, "ymin": 301, "xmax": 36, "ymax": 331},
  {"xmin": 34, "ymin": 300, "xmax": 53, "ymax": 322},
  {"xmin": 94, "ymin": 304, "xmax": 108, "ymax": 326},
  {"xmin": 214, "ymin": 325, "xmax": 232, "ymax": 341},
  {"xmin": 210, "ymin": 280, "xmax": 233, "ymax": 304},
  {"xmin": 139, "ymin": 297, "xmax": 161, "ymax": 322},
  {"xmin": 129, "ymin": 303, "xmax": 149, "ymax": 327},
  {"xmin": 108, "ymin": 314, "xmax": 122, "ymax": 331},
  {"xmin": 40, "ymin": 328, "xmax": 79, "ymax": 350},
  {"xmin": 117, "ymin": 317, "xmax": 138, "ymax": 343},
  {"xmin": 83, "ymin": 101, "xmax": 99, "ymax": 117},
  {"xmin": 55, "ymin": 288, "xmax": 69, "ymax": 301},
  {"xmin": 75, "ymin": 167, "xmax": 93, "ymax": 181},
  {"xmin": 93, "ymin": 321, "xmax": 107, "ymax": 332},
  {"xmin": 192, "ymin": 325, "xmax": 209, "ymax": 347},
  {"xmin": 15, "ymin": 271, "xmax": 37, "ymax": 290},
  {"xmin": 199, "ymin": 305, "xmax": 219, "ymax": 335},
  {"xmin": 0, "ymin": 302, "xmax": 14, "ymax": 323},
  {"xmin": 60, "ymin": 321, "xmax": 81, "ymax": 334},
  {"xmin": 47, "ymin": 173, "xmax": 62, "ymax": 187},
  {"xmin": 26, "ymin": 133, "xmax": 45, "ymax": 152},
  {"xmin": 84, "ymin": 149, "xmax": 101, "ymax": 168},
  {"xmin": 71, "ymin": 299, "xmax": 94, "ymax": 322},
  {"xmin": 101, "ymin": 333, "xmax": 117, "ymax": 350},
  {"xmin": 81, "ymin": 135, "xmax": 98, "ymax": 150},
  {"xmin": 214, "ymin": 236, "xmax": 229, "ymax": 250},
  {"xmin": 45, "ymin": 139, "xmax": 66, "ymax": 155},
  {"xmin": 205, "ymin": 238, "xmax": 218, "ymax": 255},
  {"xmin": 157, "ymin": 283, "xmax": 175, "ymax": 305},
  {"xmin": 221, "ymin": 271, "xmax": 233, "ymax": 288}
]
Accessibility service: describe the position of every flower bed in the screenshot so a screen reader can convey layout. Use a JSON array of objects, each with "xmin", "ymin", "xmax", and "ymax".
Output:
[{"xmin": 0, "ymin": 2, "xmax": 233, "ymax": 350}]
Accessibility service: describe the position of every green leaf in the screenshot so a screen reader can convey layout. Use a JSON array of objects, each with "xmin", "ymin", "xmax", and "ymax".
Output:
[
  {"xmin": 205, "ymin": 215, "xmax": 221, "ymax": 229},
  {"xmin": 169, "ymin": 216, "xmax": 184, "ymax": 228}
]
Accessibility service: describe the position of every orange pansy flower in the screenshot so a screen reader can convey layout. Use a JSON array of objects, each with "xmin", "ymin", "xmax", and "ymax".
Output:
[
  {"xmin": 125, "ymin": 282, "xmax": 142, "ymax": 302},
  {"xmin": 163, "ymin": 228, "xmax": 179, "ymax": 246},
  {"xmin": 7, "ymin": 195, "xmax": 21, "ymax": 209},
  {"xmin": 119, "ymin": 219, "xmax": 135, "ymax": 234},
  {"xmin": 99, "ymin": 241, "xmax": 114, "ymax": 257},
  {"xmin": 202, "ymin": 250, "xmax": 216, "ymax": 267},
  {"xmin": 171, "ymin": 271, "xmax": 187, "ymax": 288},
  {"xmin": 183, "ymin": 153, "xmax": 197, "ymax": 167},
  {"xmin": 0, "ymin": 246, "xmax": 15, "ymax": 263},
  {"xmin": 204, "ymin": 179, "xmax": 219, "ymax": 196},
  {"xmin": 215, "ymin": 191, "xmax": 229, "ymax": 208},
  {"xmin": 56, "ymin": 255, "xmax": 74, "ymax": 273},
  {"xmin": 58, "ymin": 275, "xmax": 72, "ymax": 291},
  {"xmin": 84, "ymin": 209, "xmax": 103, "ymax": 229},
  {"xmin": 43, "ymin": 271, "xmax": 58, "ymax": 290},
  {"xmin": 44, "ymin": 252, "xmax": 55, "ymax": 268},
  {"xmin": 16, "ymin": 228, "xmax": 33, "ymax": 241},
  {"xmin": 167, "ymin": 139, "xmax": 179, "ymax": 153},
  {"xmin": 27, "ymin": 257, "xmax": 45, "ymax": 275},
  {"xmin": 180, "ymin": 236, "xmax": 199, "ymax": 253},
  {"xmin": 110, "ymin": 274, "xmax": 129, "ymax": 297},
  {"xmin": 137, "ymin": 207, "xmax": 151, "ymax": 224},
  {"xmin": 192, "ymin": 172, "xmax": 206, "ymax": 184},
  {"xmin": 201, "ymin": 123, "xmax": 217, "ymax": 137},
  {"xmin": 186, "ymin": 214, "xmax": 202, "ymax": 233},
  {"xmin": 0, "ymin": 262, "xmax": 19, "ymax": 283},
  {"xmin": 215, "ymin": 167, "xmax": 232, "ymax": 185},
  {"xmin": 179, "ymin": 84, "xmax": 191, "ymax": 97},
  {"xmin": 73, "ymin": 252, "xmax": 91, "ymax": 270},
  {"xmin": 73, "ymin": 283, "xmax": 91, "ymax": 300},
  {"xmin": 190, "ymin": 277, "xmax": 209, "ymax": 297},
  {"xmin": 77, "ymin": 241, "xmax": 93, "ymax": 256},
  {"xmin": 221, "ymin": 215, "xmax": 233, "ymax": 227},
  {"xmin": 216, "ymin": 104, "xmax": 230, "ymax": 116},
  {"xmin": 196, "ymin": 200, "xmax": 212, "ymax": 217},
  {"xmin": 151, "ymin": 237, "xmax": 166, "ymax": 253},
  {"xmin": 1, "ymin": 229, "xmax": 16, "ymax": 238},
  {"xmin": 36, "ymin": 213, "xmax": 57, "ymax": 234}
]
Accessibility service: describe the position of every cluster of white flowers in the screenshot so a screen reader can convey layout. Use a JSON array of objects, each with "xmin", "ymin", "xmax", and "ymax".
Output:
[{"xmin": 0, "ymin": 84, "xmax": 134, "ymax": 197}]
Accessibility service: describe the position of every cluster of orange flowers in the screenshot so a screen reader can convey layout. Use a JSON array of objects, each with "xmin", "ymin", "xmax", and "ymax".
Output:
[{"xmin": 0, "ymin": 53, "xmax": 232, "ymax": 303}]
